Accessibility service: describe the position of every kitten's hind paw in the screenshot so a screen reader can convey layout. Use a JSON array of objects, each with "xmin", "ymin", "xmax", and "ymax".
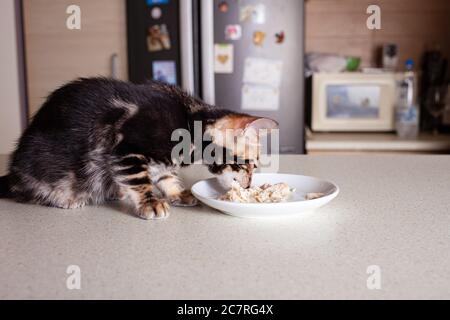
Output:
[
  {"xmin": 170, "ymin": 190, "xmax": 198, "ymax": 207},
  {"xmin": 137, "ymin": 199, "xmax": 170, "ymax": 220}
]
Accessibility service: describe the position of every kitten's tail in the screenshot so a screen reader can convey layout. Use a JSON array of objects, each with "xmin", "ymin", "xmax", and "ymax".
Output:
[{"xmin": 0, "ymin": 175, "xmax": 12, "ymax": 198}]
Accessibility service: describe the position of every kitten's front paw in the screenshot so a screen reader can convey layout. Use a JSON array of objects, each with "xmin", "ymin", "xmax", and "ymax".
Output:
[
  {"xmin": 170, "ymin": 190, "xmax": 198, "ymax": 207},
  {"xmin": 137, "ymin": 199, "xmax": 170, "ymax": 220}
]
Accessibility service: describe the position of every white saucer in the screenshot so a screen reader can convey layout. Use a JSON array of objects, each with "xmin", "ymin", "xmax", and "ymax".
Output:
[{"xmin": 191, "ymin": 173, "xmax": 339, "ymax": 218}]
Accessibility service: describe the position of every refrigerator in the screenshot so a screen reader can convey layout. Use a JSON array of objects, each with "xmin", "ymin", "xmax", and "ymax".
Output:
[{"xmin": 127, "ymin": 0, "xmax": 305, "ymax": 154}]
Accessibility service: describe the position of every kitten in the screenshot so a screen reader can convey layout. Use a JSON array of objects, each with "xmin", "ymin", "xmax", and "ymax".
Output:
[{"xmin": 0, "ymin": 78, "xmax": 277, "ymax": 219}]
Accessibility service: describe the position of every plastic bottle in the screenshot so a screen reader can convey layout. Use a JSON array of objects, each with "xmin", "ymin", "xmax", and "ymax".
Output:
[{"xmin": 395, "ymin": 59, "xmax": 419, "ymax": 138}]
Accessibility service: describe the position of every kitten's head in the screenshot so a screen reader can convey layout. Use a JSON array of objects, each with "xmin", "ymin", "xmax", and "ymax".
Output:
[{"xmin": 205, "ymin": 114, "xmax": 278, "ymax": 189}]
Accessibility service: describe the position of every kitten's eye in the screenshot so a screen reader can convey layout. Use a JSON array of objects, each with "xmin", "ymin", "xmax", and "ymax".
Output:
[
  {"xmin": 241, "ymin": 159, "xmax": 250, "ymax": 165},
  {"xmin": 246, "ymin": 159, "xmax": 257, "ymax": 168}
]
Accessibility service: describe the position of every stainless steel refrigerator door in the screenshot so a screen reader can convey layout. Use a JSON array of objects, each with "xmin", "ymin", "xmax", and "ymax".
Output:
[
  {"xmin": 180, "ymin": 0, "xmax": 195, "ymax": 94},
  {"xmin": 202, "ymin": 0, "xmax": 305, "ymax": 154}
]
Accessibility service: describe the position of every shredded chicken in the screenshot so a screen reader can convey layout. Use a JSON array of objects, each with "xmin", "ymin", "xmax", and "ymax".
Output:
[
  {"xmin": 218, "ymin": 181, "xmax": 295, "ymax": 203},
  {"xmin": 305, "ymin": 192, "xmax": 325, "ymax": 200}
]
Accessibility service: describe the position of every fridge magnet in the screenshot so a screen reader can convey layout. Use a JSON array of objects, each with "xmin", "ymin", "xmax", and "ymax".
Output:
[
  {"xmin": 214, "ymin": 43, "xmax": 234, "ymax": 74},
  {"xmin": 239, "ymin": 5, "xmax": 252, "ymax": 22},
  {"xmin": 242, "ymin": 84, "xmax": 280, "ymax": 111},
  {"xmin": 152, "ymin": 61, "xmax": 177, "ymax": 85},
  {"xmin": 240, "ymin": 4, "xmax": 266, "ymax": 24},
  {"xmin": 147, "ymin": 24, "xmax": 171, "ymax": 52},
  {"xmin": 151, "ymin": 7, "xmax": 162, "ymax": 20},
  {"xmin": 275, "ymin": 31, "xmax": 285, "ymax": 44},
  {"xmin": 243, "ymin": 57, "xmax": 283, "ymax": 87},
  {"xmin": 146, "ymin": 0, "xmax": 169, "ymax": 6},
  {"xmin": 251, "ymin": 4, "xmax": 266, "ymax": 24},
  {"xmin": 218, "ymin": 1, "xmax": 229, "ymax": 13},
  {"xmin": 253, "ymin": 31, "xmax": 266, "ymax": 47},
  {"xmin": 225, "ymin": 25, "xmax": 242, "ymax": 40}
]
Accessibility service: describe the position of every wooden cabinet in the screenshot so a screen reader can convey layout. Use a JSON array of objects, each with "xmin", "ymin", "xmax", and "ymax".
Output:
[{"xmin": 22, "ymin": 0, "xmax": 128, "ymax": 117}]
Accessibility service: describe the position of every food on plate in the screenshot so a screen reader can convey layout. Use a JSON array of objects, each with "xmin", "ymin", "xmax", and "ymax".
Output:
[
  {"xmin": 305, "ymin": 192, "xmax": 325, "ymax": 200},
  {"xmin": 218, "ymin": 181, "xmax": 294, "ymax": 203}
]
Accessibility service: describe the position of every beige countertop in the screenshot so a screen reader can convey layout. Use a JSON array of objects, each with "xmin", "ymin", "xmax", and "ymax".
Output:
[{"xmin": 0, "ymin": 154, "xmax": 449, "ymax": 299}]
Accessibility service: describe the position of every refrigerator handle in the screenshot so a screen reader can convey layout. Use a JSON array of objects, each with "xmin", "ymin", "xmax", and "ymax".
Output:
[
  {"xmin": 200, "ymin": 0, "xmax": 215, "ymax": 105},
  {"xmin": 180, "ymin": 0, "xmax": 195, "ymax": 94},
  {"xmin": 110, "ymin": 53, "xmax": 119, "ymax": 79}
]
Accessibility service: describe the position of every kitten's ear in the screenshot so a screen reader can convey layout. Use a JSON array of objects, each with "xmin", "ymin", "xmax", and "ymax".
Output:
[
  {"xmin": 206, "ymin": 114, "xmax": 278, "ymax": 146},
  {"xmin": 213, "ymin": 115, "xmax": 278, "ymax": 133},
  {"xmin": 243, "ymin": 117, "xmax": 279, "ymax": 136}
]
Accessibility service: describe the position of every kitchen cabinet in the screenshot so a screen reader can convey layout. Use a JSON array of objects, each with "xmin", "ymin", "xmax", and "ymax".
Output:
[{"xmin": 22, "ymin": 0, "xmax": 128, "ymax": 117}]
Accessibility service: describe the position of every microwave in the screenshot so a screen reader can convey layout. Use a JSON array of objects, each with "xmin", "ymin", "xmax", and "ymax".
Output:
[{"xmin": 311, "ymin": 72, "xmax": 401, "ymax": 132}]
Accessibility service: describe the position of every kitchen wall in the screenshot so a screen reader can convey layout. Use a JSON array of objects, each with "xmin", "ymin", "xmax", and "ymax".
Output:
[
  {"xmin": 305, "ymin": 0, "xmax": 450, "ymax": 68},
  {"xmin": 0, "ymin": 0, "xmax": 25, "ymax": 154}
]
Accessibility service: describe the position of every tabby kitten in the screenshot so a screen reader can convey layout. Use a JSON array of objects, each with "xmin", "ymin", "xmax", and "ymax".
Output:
[{"xmin": 0, "ymin": 78, "xmax": 277, "ymax": 219}]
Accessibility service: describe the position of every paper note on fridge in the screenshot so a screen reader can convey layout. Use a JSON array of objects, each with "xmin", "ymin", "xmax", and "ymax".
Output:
[
  {"xmin": 243, "ymin": 58, "xmax": 283, "ymax": 87},
  {"xmin": 241, "ymin": 84, "xmax": 280, "ymax": 111},
  {"xmin": 214, "ymin": 44, "xmax": 234, "ymax": 74},
  {"xmin": 240, "ymin": 4, "xmax": 266, "ymax": 24}
]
